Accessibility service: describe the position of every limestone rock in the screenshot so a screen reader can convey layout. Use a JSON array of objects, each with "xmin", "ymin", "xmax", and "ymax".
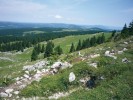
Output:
[
  {"xmin": 69, "ymin": 72, "xmax": 76, "ymax": 82},
  {"xmin": 0, "ymin": 92, "xmax": 8, "ymax": 97}
]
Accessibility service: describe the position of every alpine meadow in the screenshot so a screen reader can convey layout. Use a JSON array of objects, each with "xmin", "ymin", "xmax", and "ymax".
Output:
[{"xmin": 0, "ymin": 0, "xmax": 133, "ymax": 100}]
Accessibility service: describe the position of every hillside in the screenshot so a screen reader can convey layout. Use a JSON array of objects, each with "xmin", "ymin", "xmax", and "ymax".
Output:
[{"xmin": 0, "ymin": 32, "xmax": 133, "ymax": 99}]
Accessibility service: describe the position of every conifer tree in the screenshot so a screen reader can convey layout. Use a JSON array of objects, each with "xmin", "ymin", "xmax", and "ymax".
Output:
[
  {"xmin": 76, "ymin": 40, "xmax": 82, "ymax": 51},
  {"xmin": 31, "ymin": 48, "xmax": 38, "ymax": 61},
  {"xmin": 121, "ymin": 24, "xmax": 128, "ymax": 38},
  {"xmin": 41, "ymin": 44, "xmax": 45, "ymax": 53},
  {"xmin": 69, "ymin": 43, "xmax": 75, "ymax": 53},
  {"xmin": 54, "ymin": 45, "xmax": 63, "ymax": 55},
  {"xmin": 44, "ymin": 41, "xmax": 54, "ymax": 57},
  {"xmin": 111, "ymin": 30, "xmax": 116, "ymax": 38},
  {"xmin": 101, "ymin": 33, "xmax": 105, "ymax": 43},
  {"xmin": 128, "ymin": 21, "xmax": 133, "ymax": 35}
]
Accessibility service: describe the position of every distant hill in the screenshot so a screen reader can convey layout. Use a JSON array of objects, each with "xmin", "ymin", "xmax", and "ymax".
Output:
[{"xmin": 0, "ymin": 21, "xmax": 121, "ymax": 31}]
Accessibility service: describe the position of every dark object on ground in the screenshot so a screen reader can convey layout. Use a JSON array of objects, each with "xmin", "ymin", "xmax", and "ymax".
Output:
[{"xmin": 86, "ymin": 76, "xmax": 96, "ymax": 88}]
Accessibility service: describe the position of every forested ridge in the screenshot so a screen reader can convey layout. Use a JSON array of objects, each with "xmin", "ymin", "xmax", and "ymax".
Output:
[{"xmin": 0, "ymin": 27, "xmax": 104, "ymax": 52}]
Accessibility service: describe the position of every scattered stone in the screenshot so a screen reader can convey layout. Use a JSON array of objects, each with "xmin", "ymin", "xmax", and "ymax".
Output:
[
  {"xmin": 69, "ymin": 72, "xmax": 76, "ymax": 82},
  {"xmin": 14, "ymin": 91, "xmax": 19, "ymax": 95},
  {"xmin": 16, "ymin": 96, "xmax": 20, "ymax": 98},
  {"xmin": 89, "ymin": 63, "xmax": 97, "ymax": 68},
  {"xmin": 105, "ymin": 51, "xmax": 110, "ymax": 56},
  {"xmin": 15, "ymin": 77, "xmax": 20, "ymax": 81},
  {"xmin": 123, "ymin": 48, "xmax": 128, "ymax": 51},
  {"xmin": 5, "ymin": 88, "xmax": 13, "ymax": 94},
  {"xmin": 105, "ymin": 51, "xmax": 117, "ymax": 59},
  {"xmin": 23, "ymin": 60, "xmax": 48, "ymax": 71},
  {"xmin": 122, "ymin": 58, "xmax": 130, "ymax": 63},
  {"xmin": 124, "ymin": 42, "xmax": 128, "ymax": 44},
  {"xmin": 90, "ymin": 54, "xmax": 100, "ymax": 58},
  {"xmin": 8, "ymin": 93, "xmax": 12, "ymax": 97},
  {"xmin": 36, "ymin": 70, "xmax": 41, "ymax": 74},
  {"xmin": 99, "ymin": 76, "xmax": 105, "ymax": 80},
  {"xmin": 19, "ymin": 84, "xmax": 26, "ymax": 89},
  {"xmin": 25, "ymin": 71, "xmax": 29, "ymax": 74},
  {"xmin": 51, "ymin": 62, "xmax": 62, "ymax": 69},
  {"xmin": 48, "ymin": 92, "xmax": 69, "ymax": 99},
  {"xmin": 0, "ymin": 92, "xmax": 8, "ymax": 97},
  {"xmin": 118, "ymin": 51, "xmax": 123, "ymax": 54},
  {"xmin": 16, "ymin": 81, "xmax": 22, "ymax": 85},
  {"xmin": 23, "ymin": 74, "xmax": 29, "ymax": 79}
]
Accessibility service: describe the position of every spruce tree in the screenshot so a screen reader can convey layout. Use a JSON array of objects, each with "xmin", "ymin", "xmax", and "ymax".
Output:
[
  {"xmin": 69, "ymin": 43, "xmax": 75, "ymax": 53},
  {"xmin": 41, "ymin": 44, "xmax": 45, "ymax": 53},
  {"xmin": 111, "ymin": 30, "xmax": 116, "ymax": 37},
  {"xmin": 121, "ymin": 24, "xmax": 128, "ymax": 38},
  {"xmin": 55, "ymin": 45, "xmax": 63, "ymax": 55},
  {"xmin": 129, "ymin": 21, "xmax": 133, "ymax": 35},
  {"xmin": 101, "ymin": 33, "xmax": 105, "ymax": 43},
  {"xmin": 31, "ymin": 48, "xmax": 38, "ymax": 61},
  {"xmin": 44, "ymin": 41, "xmax": 54, "ymax": 57},
  {"xmin": 76, "ymin": 40, "xmax": 82, "ymax": 51}
]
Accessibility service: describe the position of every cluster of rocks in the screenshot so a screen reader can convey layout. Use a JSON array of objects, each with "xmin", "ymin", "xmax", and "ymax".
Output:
[
  {"xmin": 90, "ymin": 54, "xmax": 100, "ymax": 59},
  {"xmin": 0, "ymin": 88, "xmax": 19, "ymax": 98},
  {"xmin": 122, "ymin": 57, "xmax": 131, "ymax": 63},
  {"xmin": 50, "ymin": 61, "xmax": 72, "ymax": 75},
  {"xmin": 89, "ymin": 63, "xmax": 98, "ymax": 68},
  {"xmin": 105, "ymin": 50, "xmax": 117, "ymax": 59},
  {"xmin": 23, "ymin": 61, "xmax": 49, "ymax": 71}
]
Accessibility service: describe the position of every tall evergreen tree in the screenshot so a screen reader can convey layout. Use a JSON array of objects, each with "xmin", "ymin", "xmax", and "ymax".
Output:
[
  {"xmin": 41, "ymin": 44, "xmax": 45, "ymax": 53},
  {"xmin": 101, "ymin": 33, "xmax": 105, "ymax": 43},
  {"xmin": 69, "ymin": 43, "xmax": 75, "ymax": 53},
  {"xmin": 31, "ymin": 48, "xmax": 38, "ymax": 61},
  {"xmin": 54, "ymin": 45, "xmax": 63, "ymax": 55},
  {"xmin": 128, "ymin": 21, "xmax": 133, "ymax": 35},
  {"xmin": 76, "ymin": 40, "xmax": 82, "ymax": 51},
  {"xmin": 111, "ymin": 30, "xmax": 116, "ymax": 38},
  {"xmin": 44, "ymin": 41, "xmax": 54, "ymax": 57},
  {"xmin": 90, "ymin": 36, "xmax": 96, "ymax": 46},
  {"xmin": 121, "ymin": 24, "xmax": 128, "ymax": 38}
]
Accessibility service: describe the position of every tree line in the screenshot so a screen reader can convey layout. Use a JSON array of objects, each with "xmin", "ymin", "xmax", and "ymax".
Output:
[
  {"xmin": 69, "ymin": 33, "xmax": 105, "ymax": 53},
  {"xmin": 0, "ymin": 29, "xmax": 103, "ymax": 52},
  {"xmin": 111, "ymin": 20, "xmax": 133, "ymax": 41},
  {"xmin": 31, "ymin": 41, "xmax": 63, "ymax": 61}
]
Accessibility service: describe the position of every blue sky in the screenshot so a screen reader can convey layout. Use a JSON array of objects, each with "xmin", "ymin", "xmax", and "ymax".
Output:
[{"xmin": 0, "ymin": 0, "xmax": 133, "ymax": 27}]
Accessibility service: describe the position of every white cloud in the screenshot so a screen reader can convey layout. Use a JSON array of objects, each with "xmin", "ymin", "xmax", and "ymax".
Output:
[{"xmin": 55, "ymin": 15, "xmax": 63, "ymax": 19}]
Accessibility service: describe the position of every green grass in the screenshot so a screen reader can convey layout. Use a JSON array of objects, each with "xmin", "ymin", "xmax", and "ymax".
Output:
[
  {"xmin": 20, "ymin": 35, "xmax": 133, "ymax": 99},
  {"xmin": 20, "ymin": 62, "xmax": 97, "ymax": 97}
]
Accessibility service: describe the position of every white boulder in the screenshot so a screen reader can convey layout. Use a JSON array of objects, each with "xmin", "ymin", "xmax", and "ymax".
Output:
[
  {"xmin": 90, "ymin": 54, "xmax": 100, "ymax": 58},
  {"xmin": 19, "ymin": 84, "xmax": 26, "ymax": 89},
  {"xmin": 124, "ymin": 42, "xmax": 128, "ymax": 44},
  {"xmin": 122, "ymin": 58, "xmax": 130, "ymax": 63},
  {"xmin": 8, "ymin": 93, "xmax": 12, "ymax": 97},
  {"xmin": 14, "ymin": 91, "xmax": 19, "ymax": 95},
  {"xmin": 25, "ymin": 71, "xmax": 29, "ymax": 74},
  {"xmin": 23, "ymin": 74, "xmax": 29, "ymax": 79},
  {"xmin": 89, "ymin": 63, "xmax": 97, "ymax": 68},
  {"xmin": 51, "ymin": 62, "xmax": 62, "ymax": 69},
  {"xmin": 0, "ymin": 92, "xmax": 8, "ymax": 97},
  {"xmin": 15, "ymin": 77, "xmax": 20, "ymax": 81},
  {"xmin": 123, "ymin": 48, "xmax": 128, "ymax": 51},
  {"xmin": 5, "ymin": 88, "xmax": 13, "ymax": 94},
  {"xmin": 69, "ymin": 72, "xmax": 76, "ymax": 82},
  {"xmin": 105, "ymin": 51, "xmax": 110, "ymax": 56},
  {"xmin": 118, "ymin": 51, "xmax": 123, "ymax": 54}
]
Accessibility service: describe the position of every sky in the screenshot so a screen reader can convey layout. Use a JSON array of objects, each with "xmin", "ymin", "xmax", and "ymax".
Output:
[{"xmin": 0, "ymin": 0, "xmax": 133, "ymax": 27}]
